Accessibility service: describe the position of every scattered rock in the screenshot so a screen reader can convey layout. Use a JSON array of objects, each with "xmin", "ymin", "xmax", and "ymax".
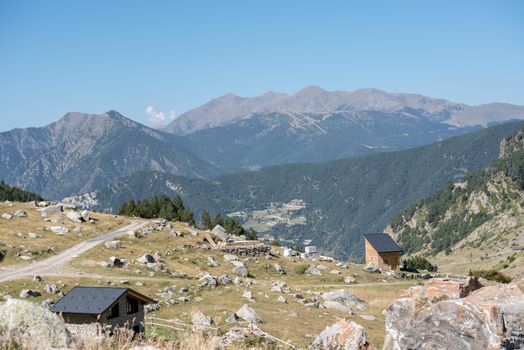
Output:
[
  {"xmin": 14, "ymin": 209, "xmax": 26, "ymax": 217},
  {"xmin": 107, "ymin": 256, "xmax": 128, "ymax": 268},
  {"xmin": 306, "ymin": 266, "xmax": 322, "ymax": 276},
  {"xmin": 277, "ymin": 295, "xmax": 287, "ymax": 303},
  {"xmin": 207, "ymin": 256, "xmax": 220, "ymax": 267},
  {"xmin": 311, "ymin": 319, "xmax": 371, "ymax": 350},
  {"xmin": 192, "ymin": 312, "xmax": 213, "ymax": 331},
  {"xmin": 359, "ymin": 314, "xmax": 376, "ymax": 321},
  {"xmin": 344, "ymin": 276, "xmax": 357, "ymax": 284},
  {"xmin": 224, "ymin": 254, "xmax": 239, "ymax": 262},
  {"xmin": 19, "ymin": 289, "xmax": 42, "ymax": 298},
  {"xmin": 211, "ymin": 327, "xmax": 251, "ymax": 349},
  {"xmin": 274, "ymin": 263, "xmax": 286, "ymax": 275},
  {"xmin": 49, "ymin": 226, "xmax": 69, "ymax": 235},
  {"xmin": 33, "ymin": 275, "xmax": 43, "ymax": 282},
  {"xmin": 104, "ymin": 240, "xmax": 122, "ymax": 249},
  {"xmin": 144, "ymin": 303, "xmax": 160, "ymax": 313},
  {"xmin": 137, "ymin": 254, "xmax": 156, "ymax": 264},
  {"xmin": 330, "ymin": 269, "xmax": 341, "ymax": 275},
  {"xmin": 242, "ymin": 290, "xmax": 254, "ymax": 301},
  {"xmin": 233, "ymin": 265, "xmax": 249, "ymax": 277},
  {"xmin": 64, "ymin": 211, "xmax": 83, "ymax": 223},
  {"xmin": 44, "ymin": 283, "xmax": 60, "ymax": 294},
  {"xmin": 40, "ymin": 299, "xmax": 54, "ymax": 309},
  {"xmin": 38, "ymin": 204, "xmax": 63, "ymax": 216},
  {"xmin": 199, "ymin": 274, "xmax": 218, "ymax": 288},
  {"xmin": 217, "ymin": 275, "xmax": 232, "ymax": 285},
  {"xmin": 0, "ymin": 299, "xmax": 71, "ymax": 349},
  {"xmin": 81, "ymin": 210, "xmax": 92, "ymax": 222},
  {"xmin": 27, "ymin": 232, "xmax": 42, "ymax": 239},
  {"xmin": 364, "ymin": 263, "xmax": 379, "ymax": 273},
  {"xmin": 1, "ymin": 213, "xmax": 13, "ymax": 220},
  {"xmin": 321, "ymin": 289, "xmax": 367, "ymax": 312},
  {"xmin": 235, "ymin": 304, "xmax": 263, "ymax": 323}
]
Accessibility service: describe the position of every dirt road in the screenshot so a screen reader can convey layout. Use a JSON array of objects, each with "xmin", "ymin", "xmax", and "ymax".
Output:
[{"xmin": 0, "ymin": 220, "xmax": 147, "ymax": 283}]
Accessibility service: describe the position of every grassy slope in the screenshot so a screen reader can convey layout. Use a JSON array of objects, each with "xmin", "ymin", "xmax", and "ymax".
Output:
[{"xmin": 0, "ymin": 202, "xmax": 129, "ymax": 267}]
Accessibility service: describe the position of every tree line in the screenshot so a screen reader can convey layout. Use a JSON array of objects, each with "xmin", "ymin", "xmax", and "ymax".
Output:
[
  {"xmin": 118, "ymin": 194, "xmax": 257, "ymax": 240},
  {"xmin": 0, "ymin": 181, "xmax": 44, "ymax": 202}
]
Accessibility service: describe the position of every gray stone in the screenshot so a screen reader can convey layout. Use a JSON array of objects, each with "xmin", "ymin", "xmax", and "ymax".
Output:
[
  {"xmin": 144, "ymin": 303, "xmax": 160, "ymax": 313},
  {"xmin": 13, "ymin": 209, "xmax": 26, "ymax": 217},
  {"xmin": 242, "ymin": 290, "xmax": 253, "ymax": 301},
  {"xmin": 311, "ymin": 319, "xmax": 370, "ymax": 350},
  {"xmin": 207, "ymin": 255, "xmax": 220, "ymax": 267},
  {"xmin": 40, "ymin": 299, "xmax": 54, "ymax": 309},
  {"xmin": 64, "ymin": 211, "xmax": 83, "ymax": 223},
  {"xmin": 0, "ymin": 299, "xmax": 72, "ymax": 349},
  {"xmin": 81, "ymin": 210, "xmax": 92, "ymax": 222},
  {"xmin": 137, "ymin": 254, "xmax": 156, "ymax": 264},
  {"xmin": 104, "ymin": 240, "xmax": 122, "ymax": 249},
  {"xmin": 33, "ymin": 275, "xmax": 43, "ymax": 282},
  {"xmin": 217, "ymin": 275, "xmax": 232, "ymax": 285},
  {"xmin": 307, "ymin": 266, "xmax": 322, "ymax": 276},
  {"xmin": 235, "ymin": 304, "xmax": 263, "ymax": 323},
  {"xmin": 322, "ymin": 289, "xmax": 367, "ymax": 312},
  {"xmin": 233, "ymin": 265, "xmax": 249, "ymax": 277},
  {"xmin": 330, "ymin": 269, "xmax": 341, "ymax": 275},
  {"xmin": 49, "ymin": 226, "xmax": 69, "ymax": 235},
  {"xmin": 44, "ymin": 283, "xmax": 60, "ymax": 294},
  {"xmin": 273, "ymin": 263, "xmax": 286, "ymax": 274},
  {"xmin": 19, "ymin": 289, "xmax": 42, "ymax": 298},
  {"xmin": 277, "ymin": 295, "xmax": 287, "ymax": 303},
  {"xmin": 364, "ymin": 263, "xmax": 380, "ymax": 273},
  {"xmin": 344, "ymin": 276, "xmax": 357, "ymax": 284},
  {"xmin": 224, "ymin": 254, "xmax": 239, "ymax": 262},
  {"xmin": 230, "ymin": 260, "xmax": 245, "ymax": 268},
  {"xmin": 360, "ymin": 314, "xmax": 376, "ymax": 321},
  {"xmin": 27, "ymin": 232, "xmax": 42, "ymax": 239},
  {"xmin": 38, "ymin": 204, "xmax": 63, "ymax": 216},
  {"xmin": 107, "ymin": 256, "xmax": 128, "ymax": 268},
  {"xmin": 199, "ymin": 274, "xmax": 218, "ymax": 288},
  {"xmin": 192, "ymin": 312, "xmax": 213, "ymax": 331},
  {"xmin": 1, "ymin": 213, "xmax": 13, "ymax": 220}
]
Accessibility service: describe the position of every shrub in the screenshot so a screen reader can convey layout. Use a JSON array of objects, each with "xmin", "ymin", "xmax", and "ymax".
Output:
[
  {"xmin": 400, "ymin": 256, "xmax": 437, "ymax": 273},
  {"xmin": 468, "ymin": 269, "xmax": 512, "ymax": 283},
  {"xmin": 294, "ymin": 264, "xmax": 310, "ymax": 275}
]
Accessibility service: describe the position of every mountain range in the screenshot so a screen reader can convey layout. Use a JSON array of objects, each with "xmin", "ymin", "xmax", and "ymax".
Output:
[{"xmin": 67, "ymin": 121, "xmax": 523, "ymax": 259}]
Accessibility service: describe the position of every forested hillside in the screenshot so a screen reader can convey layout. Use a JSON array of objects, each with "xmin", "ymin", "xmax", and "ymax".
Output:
[
  {"xmin": 387, "ymin": 126, "xmax": 524, "ymax": 280},
  {"xmin": 0, "ymin": 181, "xmax": 44, "ymax": 202},
  {"xmin": 78, "ymin": 121, "xmax": 523, "ymax": 260}
]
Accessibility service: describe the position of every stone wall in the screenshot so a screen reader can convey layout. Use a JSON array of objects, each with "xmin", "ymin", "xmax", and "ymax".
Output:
[{"xmin": 220, "ymin": 244, "xmax": 270, "ymax": 257}]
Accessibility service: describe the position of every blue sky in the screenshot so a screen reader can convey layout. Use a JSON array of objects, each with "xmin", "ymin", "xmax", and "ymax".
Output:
[{"xmin": 0, "ymin": 0, "xmax": 523, "ymax": 131}]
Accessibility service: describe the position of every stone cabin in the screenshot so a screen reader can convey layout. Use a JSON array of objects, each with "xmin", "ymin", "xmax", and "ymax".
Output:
[
  {"xmin": 363, "ymin": 233, "xmax": 403, "ymax": 270},
  {"xmin": 50, "ymin": 286, "xmax": 155, "ymax": 337}
]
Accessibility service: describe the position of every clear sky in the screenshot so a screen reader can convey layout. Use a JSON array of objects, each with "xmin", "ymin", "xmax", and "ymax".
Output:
[{"xmin": 0, "ymin": 0, "xmax": 523, "ymax": 131}]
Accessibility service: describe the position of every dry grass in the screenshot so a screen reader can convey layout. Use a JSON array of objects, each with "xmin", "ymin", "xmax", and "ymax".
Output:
[{"xmin": 0, "ymin": 202, "xmax": 129, "ymax": 267}]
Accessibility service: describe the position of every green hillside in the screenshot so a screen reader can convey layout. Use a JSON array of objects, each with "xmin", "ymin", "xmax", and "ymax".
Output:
[
  {"xmin": 387, "ymin": 126, "xmax": 524, "ymax": 281},
  {"xmin": 90, "ymin": 122, "xmax": 523, "ymax": 260}
]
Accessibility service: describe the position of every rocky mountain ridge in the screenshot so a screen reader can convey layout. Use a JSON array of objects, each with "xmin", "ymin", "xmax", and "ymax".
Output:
[{"xmin": 0, "ymin": 110, "xmax": 217, "ymax": 199}]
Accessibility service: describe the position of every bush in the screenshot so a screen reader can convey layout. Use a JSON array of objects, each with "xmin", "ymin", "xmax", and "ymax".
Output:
[
  {"xmin": 294, "ymin": 264, "xmax": 310, "ymax": 275},
  {"xmin": 401, "ymin": 256, "xmax": 437, "ymax": 273},
  {"xmin": 468, "ymin": 269, "xmax": 512, "ymax": 283}
]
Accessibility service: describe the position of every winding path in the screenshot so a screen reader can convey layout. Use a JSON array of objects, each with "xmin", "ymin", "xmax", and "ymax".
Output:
[{"xmin": 0, "ymin": 220, "xmax": 147, "ymax": 283}]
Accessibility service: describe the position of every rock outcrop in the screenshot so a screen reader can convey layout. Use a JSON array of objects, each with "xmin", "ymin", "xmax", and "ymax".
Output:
[
  {"xmin": 310, "ymin": 319, "xmax": 371, "ymax": 350},
  {"xmin": 384, "ymin": 278, "xmax": 524, "ymax": 350}
]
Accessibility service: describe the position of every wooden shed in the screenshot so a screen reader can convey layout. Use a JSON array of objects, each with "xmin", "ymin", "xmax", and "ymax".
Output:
[{"xmin": 363, "ymin": 233, "xmax": 403, "ymax": 270}]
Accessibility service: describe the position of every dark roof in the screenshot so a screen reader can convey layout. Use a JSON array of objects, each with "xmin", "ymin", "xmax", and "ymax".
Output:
[
  {"xmin": 363, "ymin": 233, "xmax": 403, "ymax": 253},
  {"xmin": 50, "ymin": 286, "xmax": 155, "ymax": 315}
]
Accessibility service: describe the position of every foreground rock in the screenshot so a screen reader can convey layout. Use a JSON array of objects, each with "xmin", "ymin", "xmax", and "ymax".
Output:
[
  {"xmin": 384, "ymin": 278, "xmax": 524, "ymax": 350},
  {"xmin": 0, "ymin": 299, "xmax": 72, "ymax": 349},
  {"xmin": 310, "ymin": 319, "xmax": 371, "ymax": 350}
]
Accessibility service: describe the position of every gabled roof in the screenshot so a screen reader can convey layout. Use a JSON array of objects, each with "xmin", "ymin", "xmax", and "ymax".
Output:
[
  {"xmin": 363, "ymin": 233, "xmax": 403, "ymax": 253},
  {"xmin": 50, "ymin": 286, "xmax": 155, "ymax": 315}
]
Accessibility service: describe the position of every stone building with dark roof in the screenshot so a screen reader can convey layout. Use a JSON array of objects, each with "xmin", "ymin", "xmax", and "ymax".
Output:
[
  {"xmin": 363, "ymin": 233, "xmax": 403, "ymax": 270},
  {"xmin": 50, "ymin": 286, "xmax": 155, "ymax": 337}
]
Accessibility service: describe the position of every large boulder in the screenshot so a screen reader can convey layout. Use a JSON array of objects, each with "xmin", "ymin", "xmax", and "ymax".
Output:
[
  {"xmin": 38, "ymin": 204, "xmax": 63, "ymax": 216},
  {"xmin": 104, "ymin": 240, "xmax": 122, "ymax": 249},
  {"xmin": 137, "ymin": 254, "xmax": 156, "ymax": 264},
  {"xmin": 310, "ymin": 319, "xmax": 371, "ymax": 350},
  {"xmin": 49, "ymin": 226, "xmax": 69, "ymax": 235},
  {"xmin": 235, "ymin": 304, "xmax": 263, "ymax": 323},
  {"xmin": 13, "ymin": 209, "xmax": 26, "ymax": 218},
  {"xmin": 81, "ymin": 210, "xmax": 92, "ymax": 222},
  {"xmin": 0, "ymin": 299, "xmax": 72, "ymax": 349},
  {"xmin": 321, "ymin": 289, "xmax": 367, "ymax": 312},
  {"xmin": 64, "ymin": 211, "xmax": 83, "ymax": 223},
  {"xmin": 1, "ymin": 213, "xmax": 13, "ymax": 220},
  {"xmin": 19, "ymin": 290, "xmax": 41, "ymax": 298},
  {"xmin": 191, "ymin": 312, "xmax": 213, "ymax": 331},
  {"xmin": 384, "ymin": 279, "xmax": 524, "ymax": 350},
  {"xmin": 233, "ymin": 265, "xmax": 248, "ymax": 277}
]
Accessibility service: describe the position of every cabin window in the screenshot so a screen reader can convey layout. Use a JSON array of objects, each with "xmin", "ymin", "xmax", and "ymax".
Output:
[
  {"xmin": 108, "ymin": 302, "xmax": 120, "ymax": 319},
  {"xmin": 127, "ymin": 297, "xmax": 139, "ymax": 315},
  {"xmin": 383, "ymin": 258, "xmax": 389, "ymax": 265}
]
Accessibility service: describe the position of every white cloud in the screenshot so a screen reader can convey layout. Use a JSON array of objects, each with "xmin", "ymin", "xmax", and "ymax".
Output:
[{"xmin": 145, "ymin": 106, "xmax": 177, "ymax": 124}]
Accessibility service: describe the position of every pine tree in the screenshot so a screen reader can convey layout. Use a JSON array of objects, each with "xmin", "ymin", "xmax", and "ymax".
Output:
[
  {"xmin": 211, "ymin": 213, "xmax": 224, "ymax": 228},
  {"xmin": 201, "ymin": 211, "xmax": 212, "ymax": 230}
]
